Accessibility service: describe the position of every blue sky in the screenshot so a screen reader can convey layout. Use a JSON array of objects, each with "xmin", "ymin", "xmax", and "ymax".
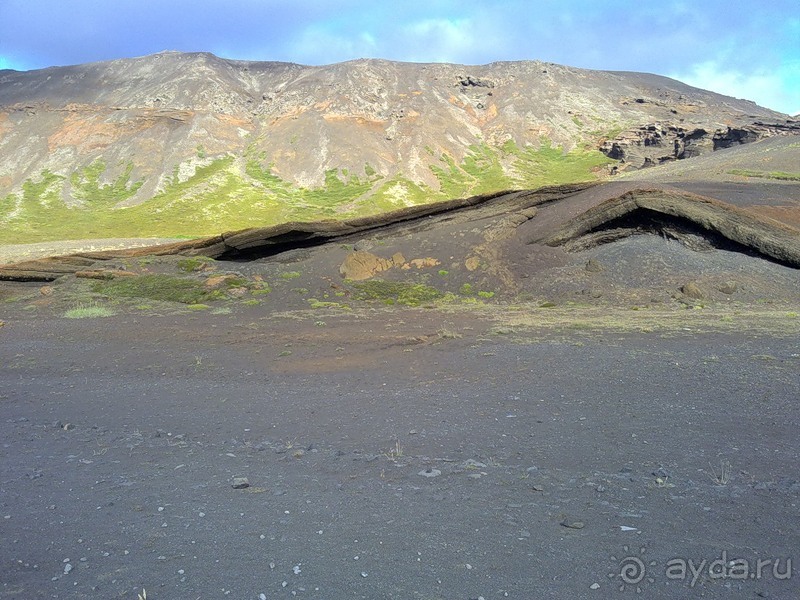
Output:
[{"xmin": 1, "ymin": 0, "xmax": 797, "ymax": 114}]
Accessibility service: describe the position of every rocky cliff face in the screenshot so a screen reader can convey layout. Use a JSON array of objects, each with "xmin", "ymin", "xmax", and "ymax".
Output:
[
  {"xmin": 600, "ymin": 120, "xmax": 799, "ymax": 171},
  {"xmin": 0, "ymin": 52, "xmax": 795, "ymax": 240}
]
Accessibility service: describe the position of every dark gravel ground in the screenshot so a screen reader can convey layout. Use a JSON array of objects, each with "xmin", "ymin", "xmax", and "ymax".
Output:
[{"xmin": 1, "ymin": 310, "xmax": 798, "ymax": 600}]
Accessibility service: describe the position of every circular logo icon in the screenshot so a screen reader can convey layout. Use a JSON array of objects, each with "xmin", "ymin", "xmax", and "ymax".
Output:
[
  {"xmin": 619, "ymin": 555, "xmax": 646, "ymax": 584},
  {"xmin": 610, "ymin": 546, "xmax": 656, "ymax": 592}
]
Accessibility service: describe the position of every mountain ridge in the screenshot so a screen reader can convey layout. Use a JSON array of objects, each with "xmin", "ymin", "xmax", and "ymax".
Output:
[{"xmin": 0, "ymin": 52, "xmax": 796, "ymax": 242}]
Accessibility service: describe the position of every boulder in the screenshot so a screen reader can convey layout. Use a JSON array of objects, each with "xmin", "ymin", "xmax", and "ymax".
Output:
[
  {"xmin": 681, "ymin": 282, "xmax": 706, "ymax": 300},
  {"xmin": 339, "ymin": 251, "xmax": 393, "ymax": 281}
]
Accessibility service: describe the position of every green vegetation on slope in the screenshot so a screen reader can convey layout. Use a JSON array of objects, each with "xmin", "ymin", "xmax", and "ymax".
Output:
[
  {"xmin": 70, "ymin": 160, "xmax": 143, "ymax": 206},
  {"xmin": 0, "ymin": 141, "xmax": 615, "ymax": 244},
  {"xmin": 727, "ymin": 169, "xmax": 800, "ymax": 181},
  {"xmin": 502, "ymin": 139, "xmax": 614, "ymax": 187}
]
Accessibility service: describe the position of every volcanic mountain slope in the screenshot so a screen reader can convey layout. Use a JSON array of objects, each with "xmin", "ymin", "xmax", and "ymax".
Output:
[{"xmin": 0, "ymin": 52, "xmax": 796, "ymax": 243}]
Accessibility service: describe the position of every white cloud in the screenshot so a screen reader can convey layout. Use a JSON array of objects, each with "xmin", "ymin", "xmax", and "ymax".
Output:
[
  {"xmin": 289, "ymin": 26, "xmax": 380, "ymax": 64},
  {"xmin": 671, "ymin": 60, "xmax": 798, "ymax": 115},
  {"xmin": 397, "ymin": 18, "xmax": 477, "ymax": 63},
  {"xmin": 0, "ymin": 55, "xmax": 26, "ymax": 70}
]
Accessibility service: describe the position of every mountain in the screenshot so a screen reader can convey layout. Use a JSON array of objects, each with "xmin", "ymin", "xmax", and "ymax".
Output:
[{"xmin": 0, "ymin": 51, "xmax": 796, "ymax": 243}]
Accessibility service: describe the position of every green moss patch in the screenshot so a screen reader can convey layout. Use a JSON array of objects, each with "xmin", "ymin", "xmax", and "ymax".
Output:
[
  {"xmin": 351, "ymin": 280, "xmax": 444, "ymax": 307},
  {"xmin": 93, "ymin": 274, "xmax": 225, "ymax": 305},
  {"xmin": 64, "ymin": 303, "xmax": 116, "ymax": 319}
]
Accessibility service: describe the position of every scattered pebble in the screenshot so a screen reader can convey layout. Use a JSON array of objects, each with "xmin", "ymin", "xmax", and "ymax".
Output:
[
  {"xmin": 63, "ymin": 563, "xmax": 73, "ymax": 575},
  {"xmin": 590, "ymin": 582, "xmax": 601, "ymax": 589},
  {"xmin": 418, "ymin": 468, "xmax": 442, "ymax": 478},
  {"xmin": 560, "ymin": 518, "xmax": 585, "ymax": 529},
  {"xmin": 361, "ymin": 572, "xmax": 368, "ymax": 578},
  {"xmin": 231, "ymin": 477, "xmax": 250, "ymax": 489}
]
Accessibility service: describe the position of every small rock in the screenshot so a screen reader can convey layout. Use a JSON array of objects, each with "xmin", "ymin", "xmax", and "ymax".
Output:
[
  {"xmin": 560, "ymin": 518, "xmax": 585, "ymax": 529},
  {"xmin": 718, "ymin": 281, "xmax": 738, "ymax": 295},
  {"xmin": 418, "ymin": 468, "xmax": 442, "ymax": 478},
  {"xmin": 63, "ymin": 563, "xmax": 73, "ymax": 575},
  {"xmin": 231, "ymin": 477, "xmax": 250, "ymax": 489},
  {"xmin": 463, "ymin": 459, "xmax": 487, "ymax": 469},
  {"xmin": 62, "ymin": 423, "xmax": 75, "ymax": 431},
  {"xmin": 226, "ymin": 287, "xmax": 248, "ymax": 298},
  {"xmin": 39, "ymin": 286, "xmax": 54, "ymax": 296},
  {"xmin": 590, "ymin": 582, "xmax": 600, "ymax": 590},
  {"xmin": 465, "ymin": 256, "xmax": 481, "ymax": 271},
  {"xmin": 353, "ymin": 239, "xmax": 374, "ymax": 252},
  {"xmin": 585, "ymin": 259, "xmax": 604, "ymax": 273}
]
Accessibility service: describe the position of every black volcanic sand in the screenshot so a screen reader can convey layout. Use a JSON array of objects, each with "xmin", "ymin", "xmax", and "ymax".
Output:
[{"xmin": 1, "ymin": 306, "xmax": 799, "ymax": 600}]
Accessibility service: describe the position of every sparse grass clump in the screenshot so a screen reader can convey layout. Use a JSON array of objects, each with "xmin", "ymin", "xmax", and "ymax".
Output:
[
  {"xmin": 187, "ymin": 303, "xmax": 210, "ymax": 311},
  {"xmin": 308, "ymin": 298, "xmax": 350, "ymax": 310},
  {"xmin": 64, "ymin": 303, "xmax": 116, "ymax": 319}
]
